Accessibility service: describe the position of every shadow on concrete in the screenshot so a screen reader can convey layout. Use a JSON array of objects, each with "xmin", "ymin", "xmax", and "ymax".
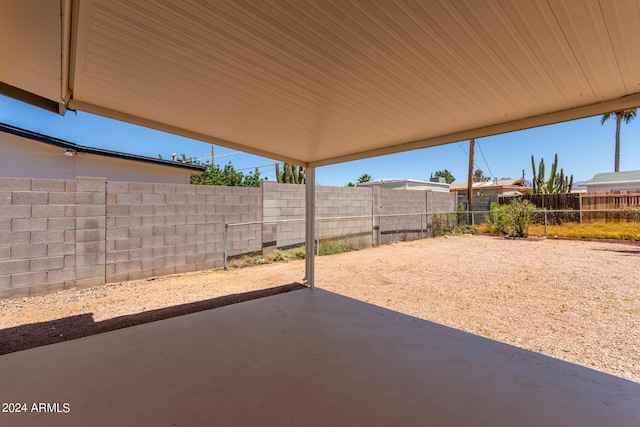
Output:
[{"xmin": 0, "ymin": 282, "xmax": 306, "ymax": 355}]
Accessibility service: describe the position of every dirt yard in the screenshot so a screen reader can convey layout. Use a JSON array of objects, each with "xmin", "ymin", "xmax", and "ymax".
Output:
[{"xmin": 1, "ymin": 235, "xmax": 639, "ymax": 383}]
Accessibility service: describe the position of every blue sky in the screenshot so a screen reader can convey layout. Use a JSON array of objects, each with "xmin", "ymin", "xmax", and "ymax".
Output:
[{"xmin": 1, "ymin": 94, "xmax": 639, "ymax": 186}]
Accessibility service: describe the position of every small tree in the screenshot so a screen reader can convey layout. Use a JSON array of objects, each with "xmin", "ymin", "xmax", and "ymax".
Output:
[
  {"xmin": 346, "ymin": 173, "xmax": 372, "ymax": 187},
  {"xmin": 191, "ymin": 161, "xmax": 263, "ymax": 187},
  {"xmin": 473, "ymin": 169, "xmax": 490, "ymax": 182},
  {"xmin": 431, "ymin": 169, "xmax": 455, "ymax": 184}
]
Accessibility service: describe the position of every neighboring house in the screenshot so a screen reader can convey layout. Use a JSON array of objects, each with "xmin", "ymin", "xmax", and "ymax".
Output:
[
  {"xmin": 359, "ymin": 178, "xmax": 450, "ymax": 192},
  {"xmin": 570, "ymin": 181, "xmax": 589, "ymax": 193},
  {"xmin": 450, "ymin": 178, "xmax": 533, "ymax": 197},
  {"xmin": 586, "ymin": 171, "xmax": 640, "ymax": 192},
  {"xmin": 0, "ymin": 123, "xmax": 205, "ymax": 184}
]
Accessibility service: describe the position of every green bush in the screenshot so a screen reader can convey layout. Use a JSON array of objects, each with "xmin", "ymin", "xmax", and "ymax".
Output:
[
  {"xmin": 318, "ymin": 237, "xmax": 368, "ymax": 255},
  {"xmin": 432, "ymin": 212, "xmax": 457, "ymax": 236},
  {"xmin": 486, "ymin": 199, "xmax": 536, "ymax": 237},
  {"xmin": 433, "ymin": 209, "xmax": 476, "ymax": 236}
]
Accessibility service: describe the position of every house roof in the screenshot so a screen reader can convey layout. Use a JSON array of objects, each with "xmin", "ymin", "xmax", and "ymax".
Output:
[
  {"xmin": 360, "ymin": 178, "xmax": 448, "ymax": 187},
  {"xmin": 588, "ymin": 171, "xmax": 640, "ymax": 184},
  {"xmin": 1, "ymin": 1, "xmax": 640, "ymax": 168},
  {"xmin": 0, "ymin": 122, "xmax": 205, "ymax": 173},
  {"xmin": 450, "ymin": 178, "xmax": 529, "ymax": 191}
]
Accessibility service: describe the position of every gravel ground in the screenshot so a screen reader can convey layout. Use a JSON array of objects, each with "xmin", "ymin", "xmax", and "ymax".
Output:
[{"xmin": 1, "ymin": 235, "xmax": 638, "ymax": 383}]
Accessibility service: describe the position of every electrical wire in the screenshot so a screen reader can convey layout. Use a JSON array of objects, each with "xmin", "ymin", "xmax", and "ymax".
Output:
[
  {"xmin": 457, "ymin": 142, "xmax": 483, "ymax": 174},
  {"xmin": 476, "ymin": 140, "xmax": 494, "ymax": 179}
]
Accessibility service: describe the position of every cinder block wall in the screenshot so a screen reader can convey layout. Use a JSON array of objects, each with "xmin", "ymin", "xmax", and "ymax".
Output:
[
  {"xmin": 374, "ymin": 188, "xmax": 428, "ymax": 244},
  {"xmin": 0, "ymin": 178, "xmax": 454, "ymax": 299},
  {"xmin": 425, "ymin": 191, "xmax": 458, "ymax": 236},
  {"xmin": 0, "ymin": 177, "xmax": 78, "ymax": 298},
  {"xmin": 261, "ymin": 182, "xmax": 373, "ymax": 252},
  {"xmin": 105, "ymin": 182, "xmax": 262, "ymax": 281},
  {"xmin": 316, "ymin": 186, "xmax": 372, "ymax": 245},
  {"xmin": 262, "ymin": 182, "xmax": 305, "ymax": 251},
  {"xmin": 428, "ymin": 191, "xmax": 457, "ymax": 213}
]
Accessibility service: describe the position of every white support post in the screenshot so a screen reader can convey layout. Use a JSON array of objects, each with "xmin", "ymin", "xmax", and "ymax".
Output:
[{"xmin": 305, "ymin": 167, "xmax": 316, "ymax": 289}]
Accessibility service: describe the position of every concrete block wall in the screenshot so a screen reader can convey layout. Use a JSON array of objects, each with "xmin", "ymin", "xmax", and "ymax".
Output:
[
  {"xmin": 426, "ymin": 191, "xmax": 458, "ymax": 236},
  {"xmin": 316, "ymin": 186, "xmax": 372, "ymax": 245},
  {"xmin": 76, "ymin": 177, "xmax": 107, "ymax": 289},
  {"xmin": 105, "ymin": 183, "xmax": 262, "ymax": 281},
  {"xmin": 0, "ymin": 177, "xmax": 78, "ymax": 298},
  {"xmin": 0, "ymin": 177, "xmax": 454, "ymax": 299},
  {"xmin": 428, "ymin": 191, "xmax": 457, "ymax": 213},
  {"xmin": 374, "ymin": 188, "xmax": 427, "ymax": 244},
  {"xmin": 261, "ymin": 182, "xmax": 373, "ymax": 251},
  {"xmin": 261, "ymin": 182, "xmax": 306, "ymax": 251}
]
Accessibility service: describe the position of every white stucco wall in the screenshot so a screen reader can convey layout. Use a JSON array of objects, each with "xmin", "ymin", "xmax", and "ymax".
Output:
[
  {"xmin": 586, "ymin": 182, "xmax": 640, "ymax": 192},
  {"xmin": 0, "ymin": 132, "xmax": 197, "ymax": 183}
]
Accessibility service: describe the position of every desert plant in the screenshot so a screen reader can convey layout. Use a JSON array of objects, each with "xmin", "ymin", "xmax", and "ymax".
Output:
[
  {"xmin": 318, "ymin": 237, "xmax": 368, "ymax": 255},
  {"xmin": 432, "ymin": 212, "xmax": 457, "ymax": 236},
  {"xmin": 531, "ymin": 154, "xmax": 573, "ymax": 194},
  {"xmin": 275, "ymin": 162, "xmax": 305, "ymax": 184},
  {"xmin": 487, "ymin": 199, "xmax": 536, "ymax": 237},
  {"xmin": 433, "ymin": 207, "xmax": 476, "ymax": 236}
]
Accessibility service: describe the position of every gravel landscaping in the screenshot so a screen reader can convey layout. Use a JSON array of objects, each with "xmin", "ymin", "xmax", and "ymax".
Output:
[{"xmin": 1, "ymin": 235, "xmax": 638, "ymax": 383}]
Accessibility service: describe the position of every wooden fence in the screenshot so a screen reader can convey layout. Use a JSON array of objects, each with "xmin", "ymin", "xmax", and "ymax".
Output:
[
  {"xmin": 497, "ymin": 191, "xmax": 640, "ymax": 223},
  {"xmin": 580, "ymin": 191, "xmax": 640, "ymax": 210},
  {"xmin": 499, "ymin": 193, "xmax": 581, "ymax": 210},
  {"xmin": 500, "ymin": 191, "xmax": 640, "ymax": 211}
]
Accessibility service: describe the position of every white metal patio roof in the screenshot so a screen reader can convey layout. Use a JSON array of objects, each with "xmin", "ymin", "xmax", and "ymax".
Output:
[{"xmin": 2, "ymin": 0, "xmax": 640, "ymax": 167}]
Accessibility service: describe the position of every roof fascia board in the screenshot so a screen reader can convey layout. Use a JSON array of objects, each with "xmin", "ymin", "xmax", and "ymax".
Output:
[
  {"xmin": 0, "ymin": 122, "xmax": 204, "ymax": 172},
  {"xmin": 310, "ymin": 93, "xmax": 640, "ymax": 168},
  {"xmin": 0, "ymin": 82, "xmax": 62, "ymax": 114},
  {"xmin": 67, "ymin": 99, "xmax": 308, "ymax": 167}
]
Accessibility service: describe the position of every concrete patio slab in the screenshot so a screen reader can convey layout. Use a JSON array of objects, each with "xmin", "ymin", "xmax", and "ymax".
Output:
[{"xmin": 1, "ymin": 288, "xmax": 638, "ymax": 426}]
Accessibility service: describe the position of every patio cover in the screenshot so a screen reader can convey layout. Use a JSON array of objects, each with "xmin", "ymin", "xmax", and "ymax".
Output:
[
  {"xmin": 2, "ymin": 0, "xmax": 640, "ymax": 168},
  {"xmin": 2, "ymin": 0, "xmax": 640, "ymax": 285}
]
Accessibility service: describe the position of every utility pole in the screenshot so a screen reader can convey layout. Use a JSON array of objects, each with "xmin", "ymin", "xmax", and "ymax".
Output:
[{"xmin": 211, "ymin": 145, "xmax": 215, "ymax": 165}]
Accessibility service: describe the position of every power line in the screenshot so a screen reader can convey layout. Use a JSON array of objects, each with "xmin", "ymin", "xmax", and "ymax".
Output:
[
  {"xmin": 214, "ymin": 151, "xmax": 242, "ymax": 158},
  {"xmin": 235, "ymin": 163, "xmax": 275, "ymax": 172},
  {"xmin": 476, "ymin": 140, "xmax": 494, "ymax": 178},
  {"xmin": 457, "ymin": 142, "xmax": 482, "ymax": 173}
]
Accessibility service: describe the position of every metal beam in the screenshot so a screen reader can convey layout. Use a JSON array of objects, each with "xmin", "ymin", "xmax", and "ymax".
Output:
[
  {"xmin": 305, "ymin": 167, "xmax": 316, "ymax": 289},
  {"xmin": 0, "ymin": 82, "xmax": 63, "ymax": 115},
  {"xmin": 308, "ymin": 92, "xmax": 640, "ymax": 168}
]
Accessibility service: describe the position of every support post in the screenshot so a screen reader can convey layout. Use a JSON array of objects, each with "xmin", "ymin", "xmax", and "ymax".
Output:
[
  {"xmin": 223, "ymin": 222, "xmax": 228, "ymax": 269},
  {"xmin": 305, "ymin": 167, "xmax": 316, "ymax": 288},
  {"xmin": 579, "ymin": 193, "xmax": 583, "ymax": 224}
]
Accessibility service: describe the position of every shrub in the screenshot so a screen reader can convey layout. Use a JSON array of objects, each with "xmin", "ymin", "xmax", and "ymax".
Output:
[
  {"xmin": 486, "ymin": 199, "xmax": 536, "ymax": 237},
  {"xmin": 432, "ymin": 212, "xmax": 457, "ymax": 236},
  {"xmin": 318, "ymin": 237, "xmax": 368, "ymax": 255},
  {"xmin": 433, "ymin": 203, "xmax": 475, "ymax": 236}
]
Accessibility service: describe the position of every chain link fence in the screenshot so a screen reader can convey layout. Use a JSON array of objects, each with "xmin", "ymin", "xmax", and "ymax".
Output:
[
  {"xmin": 224, "ymin": 213, "xmax": 439, "ymax": 267},
  {"xmin": 224, "ymin": 208, "xmax": 640, "ymax": 266},
  {"xmin": 465, "ymin": 208, "xmax": 640, "ymax": 240}
]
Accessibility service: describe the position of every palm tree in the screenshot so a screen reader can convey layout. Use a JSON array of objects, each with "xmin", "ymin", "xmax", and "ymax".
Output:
[{"xmin": 601, "ymin": 109, "xmax": 637, "ymax": 172}]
